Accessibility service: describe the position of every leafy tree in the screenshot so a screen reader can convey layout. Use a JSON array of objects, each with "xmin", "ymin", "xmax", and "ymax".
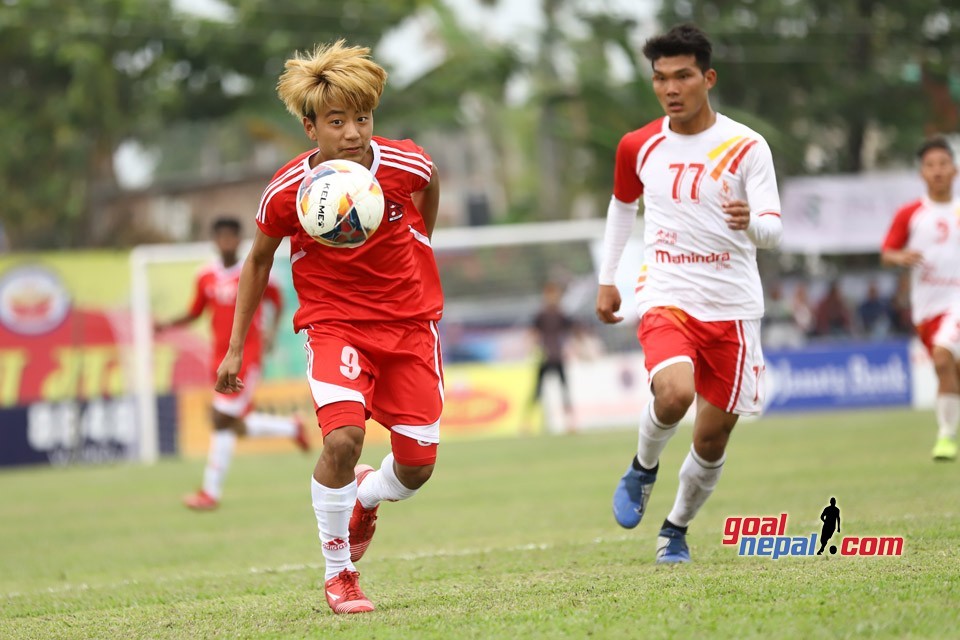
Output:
[
  {"xmin": 658, "ymin": 0, "xmax": 960, "ymax": 173},
  {"xmin": 0, "ymin": 0, "xmax": 418, "ymax": 248}
]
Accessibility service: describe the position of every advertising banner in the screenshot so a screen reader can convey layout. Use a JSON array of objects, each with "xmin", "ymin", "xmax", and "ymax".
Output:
[
  {"xmin": 764, "ymin": 340, "xmax": 912, "ymax": 412},
  {"xmin": 176, "ymin": 360, "xmax": 539, "ymax": 457},
  {"xmin": 779, "ymin": 172, "xmax": 923, "ymax": 255},
  {"xmin": 0, "ymin": 254, "xmax": 177, "ymax": 466}
]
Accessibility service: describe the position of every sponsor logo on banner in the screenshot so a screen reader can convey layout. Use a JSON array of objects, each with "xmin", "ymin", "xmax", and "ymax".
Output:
[
  {"xmin": 765, "ymin": 340, "xmax": 911, "ymax": 412},
  {"xmin": 0, "ymin": 265, "xmax": 71, "ymax": 336}
]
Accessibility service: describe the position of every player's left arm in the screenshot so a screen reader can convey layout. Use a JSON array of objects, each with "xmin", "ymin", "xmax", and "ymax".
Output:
[
  {"xmin": 216, "ymin": 229, "xmax": 281, "ymax": 393},
  {"xmin": 412, "ymin": 163, "xmax": 440, "ymax": 239},
  {"xmin": 726, "ymin": 139, "xmax": 783, "ymax": 249}
]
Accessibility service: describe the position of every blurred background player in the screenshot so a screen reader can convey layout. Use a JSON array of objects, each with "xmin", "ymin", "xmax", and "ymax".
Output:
[
  {"xmin": 595, "ymin": 24, "xmax": 783, "ymax": 563},
  {"xmin": 881, "ymin": 136, "xmax": 960, "ymax": 461},
  {"xmin": 155, "ymin": 216, "xmax": 308, "ymax": 510},
  {"xmin": 214, "ymin": 42, "xmax": 443, "ymax": 614},
  {"xmin": 525, "ymin": 281, "xmax": 577, "ymax": 432}
]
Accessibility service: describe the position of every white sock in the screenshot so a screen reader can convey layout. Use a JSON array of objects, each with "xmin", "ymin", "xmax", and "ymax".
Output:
[
  {"xmin": 357, "ymin": 453, "xmax": 417, "ymax": 510},
  {"xmin": 936, "ymin": 393, "xmax": 960, "ymax": 440},
  {"xmin": 245, "ymin": 412, "xmax": 297, "ymax": 438},
  {"xmin": 637, "ymin": 402, "xmax": 680, "ymax": 470},
  {"xmin": 201, "ymin": 430, "xmax": 236, "ymax": 500},
  {"xmin": 311, "ymin": 477, "xmax": 357, "ymax": 581},
  {"xmin": 666, "ymin": 445, "xmax": 725, "ymax": 528}
]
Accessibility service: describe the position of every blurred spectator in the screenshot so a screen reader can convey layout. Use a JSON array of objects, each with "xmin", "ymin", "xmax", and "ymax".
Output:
[
  {"xmin": 813, "ymin": 280, "xmax": 854, "ymax": 337},
  {"xmin": 763, "ymin": 282, "xmax": 806, "ymax": 349},
  {"xmin": 857, "ymin": 280, "xmax": 893, "ymax": 339},
  {"xmin": 888, "ymin": 271, "xmax": 914, "ymax": 335},
  {"xmin": 791, "ymin": 282, "xmax": 816, "ymax": 336},
  {"xmin": 525, "ymin": 282, "xmax": 577, "ymax": 432}
]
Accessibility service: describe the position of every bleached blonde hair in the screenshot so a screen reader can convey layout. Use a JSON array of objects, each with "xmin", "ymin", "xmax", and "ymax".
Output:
[{"xmin": 277, "ymin": 40, "xmax": 388, "ymax": 120}]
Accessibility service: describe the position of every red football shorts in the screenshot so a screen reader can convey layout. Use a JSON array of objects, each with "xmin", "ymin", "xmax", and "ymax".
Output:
[
  {"xmin": 303, "ymin": 319, "xmax": 444, "ymax": 465},
  {"xmin": 638, "ymin": 307, "xmax": 765, "ymax": 416},
  {"xmin": 917, "ymin": 311, "xmax": 960, "ymax": 359}
]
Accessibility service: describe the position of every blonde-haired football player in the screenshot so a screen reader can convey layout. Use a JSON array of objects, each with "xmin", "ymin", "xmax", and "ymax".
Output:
[
  {"xmin": 596, "ymin": 24, "xmax": 783, "ymax": 563},
  {"xmin": 217, "ymin": 40, "xmax": 443, "ymax": 614}
]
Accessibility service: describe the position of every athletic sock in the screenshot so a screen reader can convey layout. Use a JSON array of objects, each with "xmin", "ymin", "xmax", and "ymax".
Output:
[
  {"xmin": 201, "ymin": 430, "xmax": 236, "ymax": 500},
  {"xmin": 936, "ymin": 393, "xmax": 960, "ymax": 440},
  {"xmin": 632, "ymin": 457, "xmax": 659, "ymax": 474},
  {"xmin": 357, "ymin": 452, "xmax": 417, "ymax": 510},
  {"xmin": 311, "ymin": 477, "xmax": 357, "ymax": 581},
  {"xmin": 666, "ymin": 445, "xmax": 725, "ymax": 528},
  {"xmin": 637, "ymin": 402, "xmax": 679, "ymax": 470},
  {"xmin": 245, "ymin": 412, "xmax": 298, "ymax": 438},
  {"xmin": 661, "ymin": 518, "xmax": 688, "ymax": 535}
]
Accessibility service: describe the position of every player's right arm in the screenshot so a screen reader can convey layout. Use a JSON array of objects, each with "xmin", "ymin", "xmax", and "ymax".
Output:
[
  {"xmin": 412, "ymin": 163, "xmax": 440, "ymax": 238},
  {"xmin": 880, "ymin": 202, "xmax": 924, "ymax": 268},
  {"xmin": 596, "ymin": 132, "xmax": 644, "ymax": 325},
  {"xmin": 155, "ymin": 272, "xmax": 207, "ymax": 331},
  {"xmin": 215, "ymin": 229, "xmax": 282, "ymax": 393}
]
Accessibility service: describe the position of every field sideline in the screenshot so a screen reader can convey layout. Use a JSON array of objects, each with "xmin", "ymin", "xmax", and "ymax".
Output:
[{"xmin": 2, "ymin": 408, "xmax": 958, "ymax": 639}]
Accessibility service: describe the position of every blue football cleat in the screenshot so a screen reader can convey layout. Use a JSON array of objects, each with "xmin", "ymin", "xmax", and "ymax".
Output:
[
  {"xmin": 656, "ymin": 526, "xmax": 691, "ymax": 564},
  {"xmin": 612, "ymin": 462, "xmax": 657, "ymax": 529}
]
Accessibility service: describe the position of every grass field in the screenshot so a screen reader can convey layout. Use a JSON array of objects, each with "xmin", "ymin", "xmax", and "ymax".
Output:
[{"xmin": 2, "ymin": 408, "xmax": 959, "ymax": 639}]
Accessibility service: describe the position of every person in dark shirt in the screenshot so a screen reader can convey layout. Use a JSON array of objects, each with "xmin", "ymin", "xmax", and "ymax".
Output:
[
  {"xmin": 814, "ymin": 280, "xmax": 854, "ymax": 337},
  {"xmin": 858, "ymin": 280, "xmax": 892, "ymax": 339},
  {"xmin": 528, "ymin": 282, "xmax": 577, "ymax": 431}
]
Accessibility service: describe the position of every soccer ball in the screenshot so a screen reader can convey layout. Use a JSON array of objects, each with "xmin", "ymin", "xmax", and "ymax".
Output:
[{"xmin": 296, "ymin": 159, "xmax": 384, "ymax": 248}]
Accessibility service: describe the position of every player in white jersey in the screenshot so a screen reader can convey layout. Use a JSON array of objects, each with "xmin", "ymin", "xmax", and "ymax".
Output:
[
  {"xmin": 595, "ymin": 24, "xmax": 783, "ymax": 563},
  {"xmin": 882, "ymin": 137, "xmax": 960, "ymax": 461}
]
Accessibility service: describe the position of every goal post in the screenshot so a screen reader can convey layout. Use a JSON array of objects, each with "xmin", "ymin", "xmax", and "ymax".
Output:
[{"xmin": 129, "ymin": 219, "xmax": 645, "ymax": 463}]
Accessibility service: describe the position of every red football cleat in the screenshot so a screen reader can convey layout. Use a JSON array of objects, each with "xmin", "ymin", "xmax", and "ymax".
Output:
[
  {"xmin": 324, "ymin": 569, "xmax": 375, "ymax": 614},
  {"xmin": 293, "ymin": 414, "xmax": 310, "ymax": 452},
  {"xmin": 183, "ymin": 490, "xmax": 218, "ymax": 511},
  {"xmin": 349, "ymin": 464, "xmax": 378, "ymax": 562}
]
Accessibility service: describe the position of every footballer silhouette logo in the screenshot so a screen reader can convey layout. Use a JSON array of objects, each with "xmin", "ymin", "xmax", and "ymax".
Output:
[
  {"xmin": 816, "ymin": 497, "xmax": 841, "ymax": 555},
  {"xmin": 722, "ymin": 495, "xmax": 903, "ymax": 558}
]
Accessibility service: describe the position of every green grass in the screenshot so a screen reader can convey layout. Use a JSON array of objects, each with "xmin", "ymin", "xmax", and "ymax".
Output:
[{"xmin": 1, "ymin": 408, "xmax": 958, "ymax": 639}]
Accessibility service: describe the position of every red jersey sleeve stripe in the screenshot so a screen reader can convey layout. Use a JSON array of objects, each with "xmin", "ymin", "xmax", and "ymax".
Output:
[
  {"xmin": 727, "ymin": 140, "xmax": 759, "ymax": 176},
  {"xmin": 257, "ymin": 169, "xmax": 305, "ymax": 223},
  {"xmin": 758, "ymin": 211, "xmax": 781, "ymax": 217},
  {"xmin": 380, "ymin": 150, "xmax": 432, "ymax": 174},
  {"xmin": 378, "ymin": 145, "xmax": 430, "ymax": 165},
  {"xmin": 379, "ymin": 158, "xmax": 432, "ymax": 182}
]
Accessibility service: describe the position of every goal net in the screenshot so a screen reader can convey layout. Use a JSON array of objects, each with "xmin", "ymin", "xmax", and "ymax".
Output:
[{"xmin": 130, "ymin": 218, "xmax": 646, "ymax": 463}]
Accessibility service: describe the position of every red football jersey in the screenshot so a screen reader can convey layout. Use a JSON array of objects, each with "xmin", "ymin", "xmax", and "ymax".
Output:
[
  {"xmin": 188, "ymin": 260, "xmax": 282, "ymax": 368},
  {"xmin": 256, "ymin": 136, "xmax": 444, "ymax": 330}
]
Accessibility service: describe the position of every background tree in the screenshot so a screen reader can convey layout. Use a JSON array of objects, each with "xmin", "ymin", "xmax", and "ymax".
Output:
[
  {"xmin": 658, "ymin": 0, "xmax": 960, "ymax": 174},
  {"xmin": 0, "ymin": 0, "xmax": 418, "ymax": 249}
]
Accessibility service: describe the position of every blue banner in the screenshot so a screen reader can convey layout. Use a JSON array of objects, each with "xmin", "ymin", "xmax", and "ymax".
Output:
[
  {"xmin": 765, "ymin": 340, "xmax": 912, "ymax": 412},
  {"xmin": 0, "ymin": 396, "xmax": 177, "ymax": 467}
]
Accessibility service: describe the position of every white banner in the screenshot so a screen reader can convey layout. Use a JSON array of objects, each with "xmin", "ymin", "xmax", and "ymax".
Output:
[{"xmin": 780, "ymin": 172, "xmax": 929, "ymax": 254}]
